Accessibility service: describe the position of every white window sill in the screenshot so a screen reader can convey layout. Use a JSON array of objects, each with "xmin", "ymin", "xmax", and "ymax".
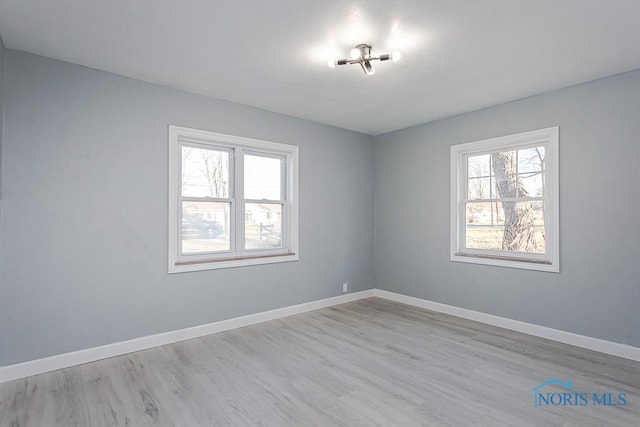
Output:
[
  {"xmin": 169, "ymin": 253, "xmax": 298, "ymax": 273},
  {"xmin": 451, "ymin": 252, "xmax": 559, "ymax": 273}
]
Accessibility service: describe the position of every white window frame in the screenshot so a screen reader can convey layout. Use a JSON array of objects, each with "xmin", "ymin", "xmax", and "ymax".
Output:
[
  {"xmin": 450, "ymin": 127, "xmax": 559, "ymax": 272},
  {"xmin": 168, "ymin": 125, "xmax": 299, "ymax": 273}
]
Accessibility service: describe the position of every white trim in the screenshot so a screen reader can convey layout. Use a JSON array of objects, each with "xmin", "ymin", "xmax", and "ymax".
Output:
[
  {"xmin": 373, "ymin": 289, "xmax": 640, "ymax": 362},
  {"xmin": 0, "ymin": 290, "xmax": 374, "ymax": 384}
]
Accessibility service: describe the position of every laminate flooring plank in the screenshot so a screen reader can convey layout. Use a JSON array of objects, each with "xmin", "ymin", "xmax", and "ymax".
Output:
[{"xmin": 1, "ymin": 297, "xmax": 639, "ymax": 426}]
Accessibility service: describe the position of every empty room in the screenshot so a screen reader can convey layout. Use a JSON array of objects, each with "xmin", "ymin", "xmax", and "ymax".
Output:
[{"xmin": 0, "ymin": 1, "xmax": 639, "ymax": 426}]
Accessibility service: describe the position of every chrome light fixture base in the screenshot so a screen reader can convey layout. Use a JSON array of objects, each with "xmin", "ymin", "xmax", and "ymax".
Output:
[{"xmin": 329, "ymin": 43, "xmax": 400, "ymax": 75}]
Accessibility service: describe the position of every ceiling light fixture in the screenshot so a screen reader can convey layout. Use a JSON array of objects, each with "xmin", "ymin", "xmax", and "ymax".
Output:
[{"xmin": 329, "ymin": 43, "xmax": 400, "ymax": 75}]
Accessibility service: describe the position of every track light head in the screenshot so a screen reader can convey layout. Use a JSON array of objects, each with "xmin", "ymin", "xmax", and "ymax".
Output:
[{"xmin": 361, "ymin": 60, "xmax": 375, "ymax": 75}]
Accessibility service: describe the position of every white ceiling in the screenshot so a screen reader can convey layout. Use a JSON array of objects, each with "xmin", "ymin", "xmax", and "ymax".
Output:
[{"xmin": 1, "ymin": 0, "xmax": 639, "ymax": 135}]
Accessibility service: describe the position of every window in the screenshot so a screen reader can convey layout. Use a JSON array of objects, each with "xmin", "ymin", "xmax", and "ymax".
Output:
[
  {"xmin": 168, "ymin": 126, "xmax": 298, "ymax": 272},
  {"xmin": 450, "ymin": 127, "xmax": 559, "ymax": 272}
]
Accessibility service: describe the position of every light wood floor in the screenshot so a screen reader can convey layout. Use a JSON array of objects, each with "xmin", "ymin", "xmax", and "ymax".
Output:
[{"xmin": 1, "ymin": 297, "xmax": 639, "ymax": 426}]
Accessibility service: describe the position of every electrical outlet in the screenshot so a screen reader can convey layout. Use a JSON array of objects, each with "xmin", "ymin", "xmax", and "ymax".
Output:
[{"xmin": 342, "ymin": 283, "xmax": 348, "ymax": 293}]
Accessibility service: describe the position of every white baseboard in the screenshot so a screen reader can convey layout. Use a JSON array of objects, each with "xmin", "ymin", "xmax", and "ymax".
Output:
[
  {"xmin": 2, "ymin": 288, "xmax": 638, "ymax": 383},
  {"xmin": 372, "ymin": 289, "xmax": 640, "ymax": 362},
  {"xmin": 0, "ymin": 290, "xmax": 375, "ymax": 384}
]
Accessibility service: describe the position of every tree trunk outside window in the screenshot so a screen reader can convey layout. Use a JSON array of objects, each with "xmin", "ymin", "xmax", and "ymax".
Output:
[{"xmin": 491, "ymin": 152, "xmax": 537, "ymax": 252}]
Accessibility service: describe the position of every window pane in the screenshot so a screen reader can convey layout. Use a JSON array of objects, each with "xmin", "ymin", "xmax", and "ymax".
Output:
[
  {"xmin": 245, "ymin": 203, "xmax": 282, "ymax": 250},
  {"xmin": 492, "ymin": 175, "xmax": 519, "ymax": 199},
  {"xmin": 244, "ymin": 155, "xmax": 282, "ymax": 200},
  {"xmin": 182, "ymin": 146, "xmax": 229, "ymax": 198},
  {"xmin": 466, "ymin": 202, "xmax": 504, "ymax": 250},
  {"xmin": 518, "ymin": 146, "xmax": 545, "ymax": 173},
  {"xmin": 467, "ymin": 154, "xmax": 490, "ymax": 178},
  {"xmin": 182, "ymin": 202, "xmax": 230, "ymax": 254},
  {"xmin": 530, "ymin": 201, "xmax": 546, "ymax": 253},
  {"xmin": 490, "ymin": 150, "xmax": 519, "ymax": 199},
  {"xmin": 518, "ymin": 172, "xmax": 543, "ymax": 197},
  {"xmin": 466, "ymin": 202, "xmax": 505, "ymax": 225},
  {"xmin": 466, "ymin": 201, "xmax": 545, "ymax": 253},
  {"xmin": 467, "ymin": 177, "xmax": 490, "ymax": 200},
  {"xmin": 491, "ymin": 150, "xmax": 516, "ymax": 172}
]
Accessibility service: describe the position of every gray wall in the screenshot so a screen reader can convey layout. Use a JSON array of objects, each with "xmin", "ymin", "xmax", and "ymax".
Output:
[
  {"xmin": 374, "ymin": 69, "xmax": 640, "ymax": 347},
  {"xmin": 0, "ymin": 34, "xmax": 4, "ymax": 364},
  {"xmin": 0, "ymin": 51, "xmax": 374, "ymax": 366},
  {"xmin": 0, "ymin": 34, "xmax": 4, "ymax": 191}
]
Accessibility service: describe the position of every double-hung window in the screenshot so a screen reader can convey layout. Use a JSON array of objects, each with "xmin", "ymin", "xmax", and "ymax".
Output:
[
  {"xmin": 450, "ymin": 127, "xmax": 559, "ymax": 272},
  {"xmin": 168, "ymin": 126, "xmax": 298, "ymax": 272}
]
